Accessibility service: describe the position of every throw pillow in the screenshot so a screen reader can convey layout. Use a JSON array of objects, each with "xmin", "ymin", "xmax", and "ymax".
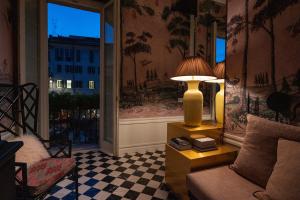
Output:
[
  {"xmin": 264, "ymin": 139, "xmax": 300, "ymax": 200},
  {"xmin": 231, "ymin": 114, "xmax": 300, "ymax": 187}
]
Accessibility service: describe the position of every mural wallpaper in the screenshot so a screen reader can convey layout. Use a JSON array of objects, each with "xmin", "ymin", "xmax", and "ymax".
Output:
[
  {"xmin": 119, "ymin": 0, "xmax": 223, "ymax": 119},
  {"xmin": 120, "ymin": 0, "xmax": 191, "ymax": 119},
  {"xmin": 0, "ymin": 0, "xmax": 17, "ymax": 84},
  {"xmin": 226, "ymin": 0, "xmax": 300, "ymax": 137}
]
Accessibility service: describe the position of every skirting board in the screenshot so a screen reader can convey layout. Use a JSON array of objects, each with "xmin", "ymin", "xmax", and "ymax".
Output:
[{"xmin": 119, "ymin": 142, "xmax": 165, "ymax": 156}]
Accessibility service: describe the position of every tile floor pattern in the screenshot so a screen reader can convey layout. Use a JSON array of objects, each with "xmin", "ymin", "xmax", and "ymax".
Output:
[{"xmin": 46, "ymin": 150, "xmax": 179, "ymax": 200}]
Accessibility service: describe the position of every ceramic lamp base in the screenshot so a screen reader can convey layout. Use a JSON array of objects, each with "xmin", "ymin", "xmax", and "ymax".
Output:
[
  {"xmin": 215, "ymin": 82, "xmax": 224, "ymax": 125},
  {"xmin": 183, "ymin": 81, "xmax": 203, "ymax": 127}
]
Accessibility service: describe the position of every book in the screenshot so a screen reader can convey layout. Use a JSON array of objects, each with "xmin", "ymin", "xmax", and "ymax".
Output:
[
  {"xmin": 169, "ymin": 137, "xmax": 192, "ymax": 151},
  {"xmin": 193, "ymin": 137, "xmax": 216, "ymax": 149},
  {"xmin": 193, "ymin": 145, "xmax": 218, "ymax": 152}
]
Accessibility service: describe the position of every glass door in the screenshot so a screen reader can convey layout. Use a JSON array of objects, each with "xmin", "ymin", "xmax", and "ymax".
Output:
[{"xmin": 100, "ymin": 0, "xmax": 117, "ymax": 155}]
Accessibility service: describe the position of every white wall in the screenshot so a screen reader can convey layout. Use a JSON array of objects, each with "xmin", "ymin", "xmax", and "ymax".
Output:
[
  {"xmin": 117, "ymin": 115, "xmax": 236, "ymax": 156},
  {"xmin": 118, "ymin": 116, "xmax": 183, "ymax": 156}
]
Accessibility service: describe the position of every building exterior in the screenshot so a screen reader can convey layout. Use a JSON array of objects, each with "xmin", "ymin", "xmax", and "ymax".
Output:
[{"xmin": 48, "ymin": 35, "xmax": 100, "ymax": 95}]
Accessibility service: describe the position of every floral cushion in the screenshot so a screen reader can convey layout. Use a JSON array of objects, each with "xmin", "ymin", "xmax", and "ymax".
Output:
[{"xmin": 17, "ymin": 158, "xmax": 76, "ymax": 196}]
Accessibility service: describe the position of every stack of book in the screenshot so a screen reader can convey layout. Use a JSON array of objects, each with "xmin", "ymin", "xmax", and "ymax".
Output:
[
  {"xmin": 192, "ymin": 137, "xmax": 217, "ymax": 152},
  {"xmin": 169, "ymin": 137, "xmax": 192, "ymax": 151}
]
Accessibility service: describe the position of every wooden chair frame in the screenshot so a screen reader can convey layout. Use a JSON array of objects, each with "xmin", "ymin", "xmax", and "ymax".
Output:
[{"xmin": 0, "ymin": 83, "xmax": 78, "ymax": 200}]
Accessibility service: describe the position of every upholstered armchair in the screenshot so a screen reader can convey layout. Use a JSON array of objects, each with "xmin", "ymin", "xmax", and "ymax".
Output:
[{"xmin": 0, "ymin": 83, "xmax": 78, "ymax": 200}]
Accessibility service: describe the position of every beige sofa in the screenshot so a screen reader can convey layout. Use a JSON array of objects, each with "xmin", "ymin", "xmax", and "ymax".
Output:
[{"xmin": 187, "ymin": 115, "xmax": 300, "ymax": 200}]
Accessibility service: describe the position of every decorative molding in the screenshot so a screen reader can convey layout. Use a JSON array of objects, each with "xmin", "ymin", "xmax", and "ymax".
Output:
[
  {"xmin": 119, "ymin": 142, "xmax": 165, "ymax": 156},
  {"xmin": 119, "ymin": 116, "xmax": 184, "ymax": 125},
  {"xmin": 119, "ymin": 115, "xmax": 213, "ymax": 125}
]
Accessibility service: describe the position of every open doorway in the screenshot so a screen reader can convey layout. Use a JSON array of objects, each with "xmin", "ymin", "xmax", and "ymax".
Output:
[{"xmin": 47, "ymin": 3, "xmax": 101, "ymax": 147}]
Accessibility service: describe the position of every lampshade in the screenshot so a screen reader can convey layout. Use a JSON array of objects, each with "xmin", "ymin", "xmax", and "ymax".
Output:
[
  {"xmin": 171, "ymin": 57, "xmax": 216, "ymax": 81},
  {"xmin": 206, "ymin": 62, "xmax": 225, "ymax": 83}
]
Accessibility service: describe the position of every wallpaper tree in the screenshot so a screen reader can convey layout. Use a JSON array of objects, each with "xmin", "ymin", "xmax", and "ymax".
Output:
[
  {"xmin": 161, "ymin": 0, "xmax": 197, "ymax": 58},
  {"xmin": 124, "ymin": 31, "xmax": 152, "ymax": 92},
  {"xmin": 287, "ymin": 17, "xmax": 300, "ymax": 37},
  {"xmin": 120, "ymin": 0, "xmax": 155, "ymax": 94},
  {"xmin": 252, "ymin": 0, "xmax": 298, "ymax": 120},
  {"xmin": 252, "ymin": 0, "xmax": 298, "ymax": 92},
  {"xmin": 226, "ymin": 0, "xmax": 300, "ymax": 136},
  {"xmin": 227, "ymin": 0, "xmax": 250, "ymax": 112}
]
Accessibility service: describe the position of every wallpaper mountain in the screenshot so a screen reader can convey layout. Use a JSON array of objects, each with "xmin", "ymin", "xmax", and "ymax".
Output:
[{"xmin": 225, "ymin": 0, "xmax": 300, "ymax": 137}]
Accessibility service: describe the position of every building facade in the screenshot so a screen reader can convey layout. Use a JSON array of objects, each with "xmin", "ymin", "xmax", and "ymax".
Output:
[{"xmin": 48, "ymin": 35, "xmax": 100, "ymax": 95}]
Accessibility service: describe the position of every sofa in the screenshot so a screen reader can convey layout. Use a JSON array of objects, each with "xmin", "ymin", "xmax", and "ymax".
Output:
[{"xmin": 187, "ymin": 114, "xmax": 300, "ymax": 200}]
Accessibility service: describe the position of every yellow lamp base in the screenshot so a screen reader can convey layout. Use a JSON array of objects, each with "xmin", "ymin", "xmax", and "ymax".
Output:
[
  {"xmin": 183, "ymin": 81, "xmax": 203, "ymax": 127},
  {"xmin": 215, "ymin": 82, "xmax": 224, "ymax": 125}
]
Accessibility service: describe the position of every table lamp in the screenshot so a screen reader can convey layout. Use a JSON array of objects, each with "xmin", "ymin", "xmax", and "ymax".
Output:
[
  {"xmin": 171, "ymin": 57, "xmax": 216, "ymax": 127},
  {"xmin": 206, "ymin": 62, "xmax": 225, "ymax": 124}
]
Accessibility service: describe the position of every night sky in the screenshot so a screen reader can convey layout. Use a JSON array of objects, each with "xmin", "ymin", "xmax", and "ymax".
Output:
[
  {"xmin": 216, "ymin": 37, "xmax": 226, "ymax": 63},
  {"xmin": 48, "ymin": 3, "xmax": 101, "ymax": 38}
]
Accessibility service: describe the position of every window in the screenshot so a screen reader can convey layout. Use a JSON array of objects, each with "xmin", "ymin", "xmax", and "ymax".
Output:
[
  {"xmin": 48, "ymin": 50, "xmax": 51, "ymax": 62},
  {"xmin": 65, "ymin": 48, "xmax": 73, "ymax": 61},
  {"xmin": 57, "ymin": 64, "xmax": 62, "ymax": 73},
  {"xmin": 65, "ymin": 65, "xmax": 69, "ymax": 73},
  {"xmin": 55, "ymin": 48, "xmax": 64, "ymax": 61},
  {"xmin": 49, "ymin": 80, "xmax": 53, "ymax": 88},
  {"xmin": 89, "ymin": 81, "xmax": 95, "ymax": 89},
  {"xmin": 76, "ymin": 49, "xmax": 81, "ymax": 62},
  {"xmin": 74, "ymin": 80, "xmax": 83, "ymax": 88},
  {"xmin": 55, "ymin": 48, "xmax": 59, "ymax": 60},
  {"xmin": 89, "ymin": 50, "xmax": 94, "ymax": 63},
  {"xmin": 67, "ymin": 80, "xmax": 72, "ymax": 88},
  {"xmin": 216, "ymin": 37, "xmax": 225, "ymax": 63},
  {"xmin": 88, "ymin": 66, "xmax": 96, "ymax": 74},
  {"xmin": 57, "ymin": 80, "xmax": 63, "ymax": 88}
]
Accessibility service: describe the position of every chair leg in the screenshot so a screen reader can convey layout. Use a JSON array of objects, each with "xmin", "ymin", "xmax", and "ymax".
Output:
[{"xmin": 73, "ymin": 166, "xmax": 79, "ymax": 200}]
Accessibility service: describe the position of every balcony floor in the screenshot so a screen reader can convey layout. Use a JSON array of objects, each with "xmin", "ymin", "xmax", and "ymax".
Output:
[{"xmin": 46, "ymin": 150, "xmax": 179, "ymax": 200}]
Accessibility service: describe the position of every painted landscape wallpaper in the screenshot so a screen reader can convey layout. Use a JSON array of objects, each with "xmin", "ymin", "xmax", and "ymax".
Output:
[
  {"xmin": 120, "ymin": 0, "xmax": 188, "ymax": 119},
  {"xmin": 225, "ymin": 0, "xmax": 300, "ymax": 137},
  {"xmin": 0, "ymin": 0, "xmax": 17, "ymax": 84},
  {"xmin": 119, "ymin": 0, "xmax": 223, "ymax": 119}
]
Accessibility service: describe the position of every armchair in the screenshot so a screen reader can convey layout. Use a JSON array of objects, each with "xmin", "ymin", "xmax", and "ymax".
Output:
[{"xmin": 0, "ymin": 83, "xmax": 78, "ymax": 200}]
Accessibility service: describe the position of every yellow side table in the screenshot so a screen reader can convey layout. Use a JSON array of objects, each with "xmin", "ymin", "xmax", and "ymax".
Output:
[{"xmin": 165, "ymin": 122, "xmax": 239, "ymax": 200}]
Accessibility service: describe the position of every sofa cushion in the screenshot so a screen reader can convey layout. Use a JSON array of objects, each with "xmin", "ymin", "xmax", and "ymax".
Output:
[
  {"xmin": 187, "ymin": 166, "xmax": 263, "ymax": 200},
  {"xmin": 257, "ymin": 139, "xmax": 300, "ymax": 200},
  {"xmin": 11, "ymin": 135, "xmax": 50, "ymax": 166},
  {"xmin": 231, "ymin": 114, "xmax": 300, "ymax": 187},
  {"xmin": 16, "ymin": 158, "xmax": 76, "ymax": 196}
]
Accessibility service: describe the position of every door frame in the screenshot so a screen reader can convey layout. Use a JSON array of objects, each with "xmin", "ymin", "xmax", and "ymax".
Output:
[
  {"xmin": 100, "ymin": 0, "xmax": 120, "ymax": 156},
  {"xmin": 19, "ymin": 0, "xmax": 120, "ymax": 155}
]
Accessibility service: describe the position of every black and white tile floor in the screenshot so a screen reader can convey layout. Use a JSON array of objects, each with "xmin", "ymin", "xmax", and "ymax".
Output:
[{"xmin": 46, "ymin": 150, "xmax": 179, "ymax": 200}]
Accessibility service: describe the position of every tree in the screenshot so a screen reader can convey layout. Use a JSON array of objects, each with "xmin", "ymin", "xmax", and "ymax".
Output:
[
  {"xmin": 120, "ymin": 0, "xmax": 155, "ymax": 95},
  {"xmin": 146, "ymin": 70, "xmax": 150, "ymax": 81},
  {"xmin": 227, "ymin": 0, "xmax": 250, "ymax": 112},
  {"xmin": 292, "ymin": 69, "xmax": 300, "ymax": 92},
  {"xmin": 124, "ymin": 31, "xmax": 152, "ymax": 92},
  {"xmin": 287, "ymin": 17, "xmax": 300, "ymax": 37},
  {"xmin": 281, "ymin": 77, "xmax": 291, "ymax": 93},
  {"xmin": 252, "ymin": 0, "xmax": 298, "ymax": 92},
  {"xmin": 161, "ymin": 0, "xmax": 197, "ymax": 58}
]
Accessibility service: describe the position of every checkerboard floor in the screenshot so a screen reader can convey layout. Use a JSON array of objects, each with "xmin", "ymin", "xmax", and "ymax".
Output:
[{"xmin": 46, "ymin": 150, "xmax": 180, "ymax": 200}]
